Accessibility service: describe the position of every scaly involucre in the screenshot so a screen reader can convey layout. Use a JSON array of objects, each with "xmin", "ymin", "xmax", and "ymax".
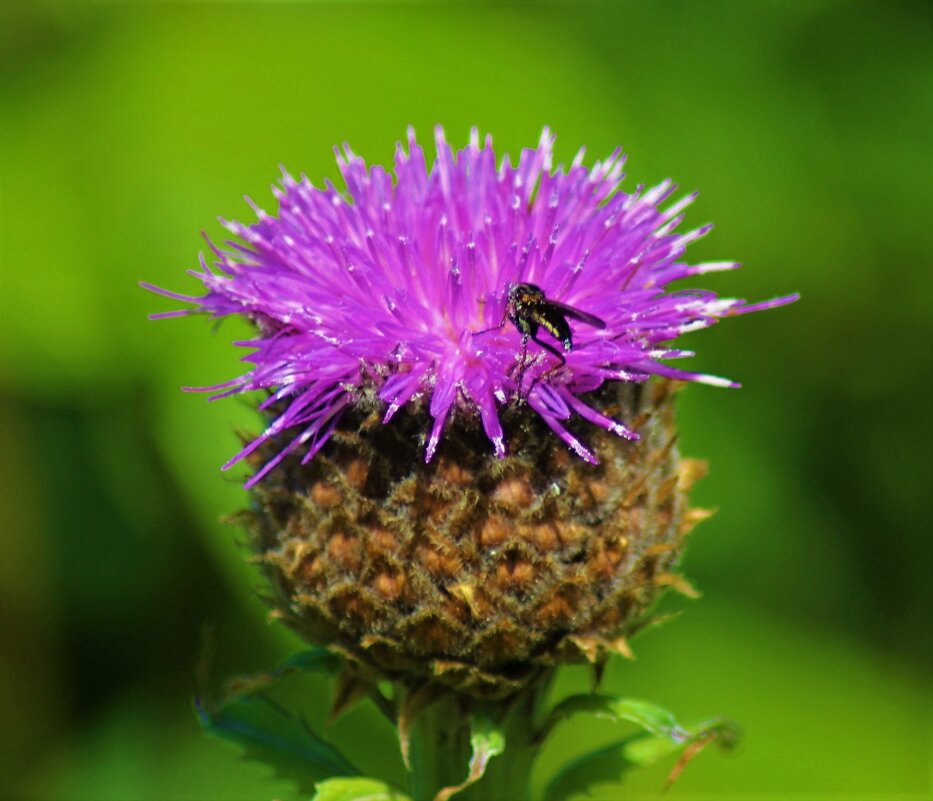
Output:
[{"xmin": 146, "ymin": 127, "xmax": 796, "ymax": 486}]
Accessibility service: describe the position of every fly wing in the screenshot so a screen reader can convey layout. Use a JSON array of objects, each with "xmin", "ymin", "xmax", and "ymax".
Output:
[
  {"xmin": 536, "ymin": 304, "xmax": 573, "ymax": 350},
  {"xmin": 548, "ymin": 300, "xmax": 607, "ymax": 329}
]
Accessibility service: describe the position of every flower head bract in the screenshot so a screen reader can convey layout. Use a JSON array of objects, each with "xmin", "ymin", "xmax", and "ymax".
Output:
[{"xmin": 144, "ymin": 127, "xmax": 797, "ymax": 487}]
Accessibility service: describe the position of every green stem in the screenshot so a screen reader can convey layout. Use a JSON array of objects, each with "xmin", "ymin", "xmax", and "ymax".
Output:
[
  {"xmin": 407, "ymin": 673, "xmax": 554, "ymax": 801},
  {"xmin": 408, "ymin": 692, "xmax": 472, "ymax": 801},
  {"xmin": 458, "ymin": 699, "xmax": 533, "ymax": 801}
]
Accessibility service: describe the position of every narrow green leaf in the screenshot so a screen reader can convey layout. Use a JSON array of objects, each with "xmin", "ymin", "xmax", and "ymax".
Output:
[
  {"xmin": 279, "ymin": 647, "xmax": 343, "ymax": 676},
  {"xmin": 195, "ymin": 694, "xmax": 361, "ymax": 795},
  {"xmin": 543, "ymin": 715, "xmax": 739, "ymax": 801},
  {"xmin": 433, "ymin": 712, "xmax": 506, "ymax": 801},
  {"xmin": 311, "ymin": 777, "xmax": 412, "ymax": 801},
  {"xmin": 220, "ymin": 646, "xmax": 341, "ymax": 701},
  {"xmin": 539, "ymin": 694, "xmax": 688, "ymax": 743}
]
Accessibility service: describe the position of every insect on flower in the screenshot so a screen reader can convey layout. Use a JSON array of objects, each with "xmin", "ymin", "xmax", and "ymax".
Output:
[
  {"xmin": 144, "ymin": 126, "xmax": 799, "ymax": 477},
  {"xmin": 507, "ymin": 282, "xmax": 607, "ymax": 360},
  {"xmin": 478, "ymin": 282, "xmax": 607, "ymax": 395}
]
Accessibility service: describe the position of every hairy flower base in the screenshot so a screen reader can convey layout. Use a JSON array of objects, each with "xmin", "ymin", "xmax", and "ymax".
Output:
[{"xmin": 246, "ymin": 380, "xmax": 709, "ymax": 699}]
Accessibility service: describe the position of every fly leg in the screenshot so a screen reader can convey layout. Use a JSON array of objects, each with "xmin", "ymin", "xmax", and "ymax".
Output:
[
  {"xmin": 518, "ymin": 333, "xmax": 567, "ymax": 401},
  {"xmin": 513, "ymin": 334, "xmax": 531, "ymax": 402}
]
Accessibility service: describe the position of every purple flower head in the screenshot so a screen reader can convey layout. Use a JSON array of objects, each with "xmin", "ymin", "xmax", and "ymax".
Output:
[{"xmin": 144, "ymin": 127, "xmax": 797, "ymax": 487}]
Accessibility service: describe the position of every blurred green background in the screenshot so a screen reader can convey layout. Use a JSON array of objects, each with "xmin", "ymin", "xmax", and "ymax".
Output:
[{"xmin": 2, "ymin": 0, "xmax": 930, "ymax": 798}]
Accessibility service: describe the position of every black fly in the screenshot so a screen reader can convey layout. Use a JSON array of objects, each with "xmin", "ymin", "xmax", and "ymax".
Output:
[
  {"xmin": 476, "ymin": 282, "xmax": 606, "ymax": 397},
  {"xmin": 506, "ymin": 282, "xmax": 606, "ymax": 360}
]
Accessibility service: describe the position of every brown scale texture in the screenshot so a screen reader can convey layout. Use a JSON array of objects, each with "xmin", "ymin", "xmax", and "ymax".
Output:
[{"xmin": 246, "ymin": 379, "xmax": 708, "ymax": 698}]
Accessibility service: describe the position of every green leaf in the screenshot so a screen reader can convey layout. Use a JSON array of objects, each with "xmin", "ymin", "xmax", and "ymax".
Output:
[
  {"xmin": 434, "ymin": 712, "xmax": 506, "ymax": 801},
  {"xmin": 279, "ymin": 647, "xmax": 344, "ymax": 676},
  {"xmin": 195, "ymin": 694, "xmax": 361, "ymax": 795},
  {"xmin": 539, "ymin": 695, "xmax": 689, "ymax": 743},
  {"xmin": 311, "ymin": 777, "xmax": 412, "ymax": 801},
  {"xmin": 218, "ymin": 647, "xmax": 341, "ymax": 703},
  {"xmin": 543, "ymin": 717, "xmax": 739, "ymax": 801}
]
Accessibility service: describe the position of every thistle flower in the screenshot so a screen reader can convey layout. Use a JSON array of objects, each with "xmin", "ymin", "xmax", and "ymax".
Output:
[
  {"xmin": 145, "ymin": 127, "xmax": 795, "ymax": 489},
  {"xmin": 146, "ymin": 128, "xmax": 795, "ymax": 798}
]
